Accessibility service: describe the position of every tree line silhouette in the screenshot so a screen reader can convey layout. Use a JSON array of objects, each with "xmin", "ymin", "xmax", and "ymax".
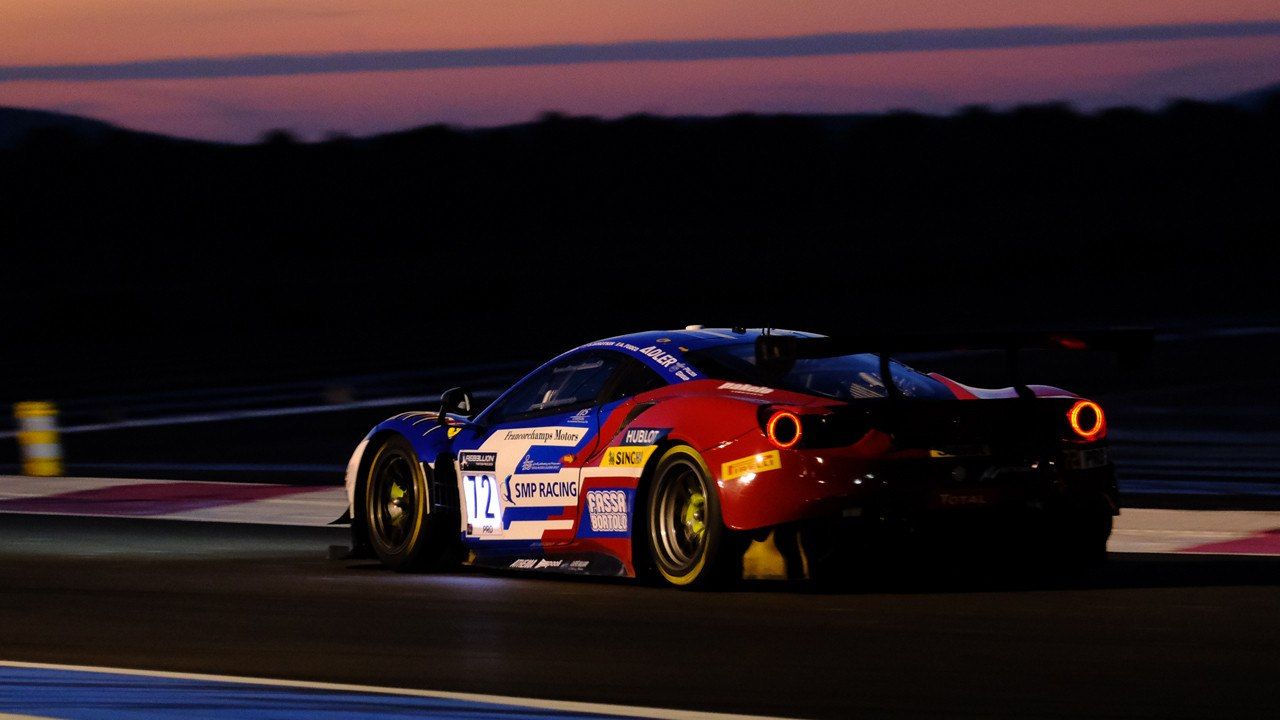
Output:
[{"xmin": 1, "ymin": 94, "xmax": 1278, "ymax": 398}]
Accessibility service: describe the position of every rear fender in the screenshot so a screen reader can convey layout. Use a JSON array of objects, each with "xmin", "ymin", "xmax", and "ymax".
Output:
[{"xmin": 613, "ymin": 394, "xmax": 764, "ymax": 456}]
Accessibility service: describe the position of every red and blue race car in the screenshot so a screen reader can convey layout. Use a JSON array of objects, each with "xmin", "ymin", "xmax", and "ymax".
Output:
[{"xmin": 345, "ymin": 327, "xmax": 1133, "ymax": 587}]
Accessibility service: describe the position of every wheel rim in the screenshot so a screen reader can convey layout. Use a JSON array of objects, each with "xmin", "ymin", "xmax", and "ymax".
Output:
[
  {"xmin": 370, "ymin": 451, "xmax": 416, "ymax": 553},
  {"xmin": 652, "ymin": 458, "xmax": 709, "ymax": 570}
]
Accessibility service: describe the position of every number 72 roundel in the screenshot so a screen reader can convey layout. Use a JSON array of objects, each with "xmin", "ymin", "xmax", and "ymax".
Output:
[{"xmin": 458, "ymin": 451, "xmax": 502, "ymax": 536}]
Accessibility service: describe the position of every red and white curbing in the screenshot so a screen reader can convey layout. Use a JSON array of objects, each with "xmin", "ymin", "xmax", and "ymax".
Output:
[
  {"xmin": 2, "ymin": 475, "xmax": 1279, "ymax": 555},
  {"xmin": 0, "ymin": 475, "xmax": 346, "ymax": 527},
  {"xmin": 1110, "ymin": 508, "xmax": 1280, "ymax": 555}
]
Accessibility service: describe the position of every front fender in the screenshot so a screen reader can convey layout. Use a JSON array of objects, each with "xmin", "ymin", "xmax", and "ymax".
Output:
[{"xmin": 344, "ymin": 411, "xmax": 454, "ymax": 517}]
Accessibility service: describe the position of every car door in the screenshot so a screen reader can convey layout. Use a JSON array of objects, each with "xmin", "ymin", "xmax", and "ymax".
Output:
[{"xmin": 452, "ymin": 351, "xmax": 625, "ymax": 545}]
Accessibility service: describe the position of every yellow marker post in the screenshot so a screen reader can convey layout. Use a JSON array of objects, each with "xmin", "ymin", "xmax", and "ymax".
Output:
[{"xmin": 14, "ymin": 401, "xmax": 63, "ymax": 476}]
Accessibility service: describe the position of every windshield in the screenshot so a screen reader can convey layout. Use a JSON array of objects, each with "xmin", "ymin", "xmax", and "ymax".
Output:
[{"xmin": 687, "ymin": 342, "xmax": 953, "ymax": 401}]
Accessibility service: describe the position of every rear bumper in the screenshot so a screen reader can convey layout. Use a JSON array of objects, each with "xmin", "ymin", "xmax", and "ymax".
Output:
[
  {"xmin": 733, "ymin": 465, "xmax": 1118, "ymax": 580},
  {"xmin": 847, "ymin": 459, "xmax": 1119, "ymax": 520}
]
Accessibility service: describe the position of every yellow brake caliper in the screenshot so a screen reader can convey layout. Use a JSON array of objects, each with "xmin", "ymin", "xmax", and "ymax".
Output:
[
  {"xmin": 683, "ymin": 492, "xmax": 706, "ymax": 539},
  {"xmin": 389, "ymin": 483, "xmax": 407, "ymax": 524}
]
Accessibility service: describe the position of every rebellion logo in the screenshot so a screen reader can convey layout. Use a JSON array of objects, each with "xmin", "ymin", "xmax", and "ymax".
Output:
[{"xmin": 458, "ymin": 451, "xmax": 497, "ymax": 472}]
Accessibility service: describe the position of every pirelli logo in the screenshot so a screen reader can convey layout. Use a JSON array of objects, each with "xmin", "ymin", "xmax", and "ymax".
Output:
[
  {"xmin": 600, "ymin": 445, "xmax": 657, "ymax": 468},
  {"xmin": 721, "ymin": 450, "xmax": 782, "ymax": 481}
]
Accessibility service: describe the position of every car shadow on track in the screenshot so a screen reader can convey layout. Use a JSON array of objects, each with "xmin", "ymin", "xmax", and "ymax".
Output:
[
  {"xmin": 771, "ymin": 551, "xmax": 1280, "ymax": 596},
  {"xmin": 339, "ymin": 552, "xmax": 1280, "ymax": 595}
]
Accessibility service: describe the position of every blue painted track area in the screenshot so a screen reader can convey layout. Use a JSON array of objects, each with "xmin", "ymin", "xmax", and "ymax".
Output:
[{"xmin": 0, "ymin": 665, "xmax": 625, "ymax": 720}]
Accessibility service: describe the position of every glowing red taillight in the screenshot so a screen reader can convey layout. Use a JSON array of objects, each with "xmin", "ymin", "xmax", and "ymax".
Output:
[
  {"xmin": 1067, "ymin": 400, "xmax": 1106, "ymax": 441},
  {"xmin": 766, "ymin": 411, "xmax": 802, "ymax": 449}
]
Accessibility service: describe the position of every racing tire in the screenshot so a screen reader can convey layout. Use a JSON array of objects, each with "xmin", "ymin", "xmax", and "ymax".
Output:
[
  {"xmin": 363, "ymin": 434, "xmax": 452, "ymax": 571},
  {"xmin": 645, "ymin": 445, "xmax": 733, "ymax": 588}
]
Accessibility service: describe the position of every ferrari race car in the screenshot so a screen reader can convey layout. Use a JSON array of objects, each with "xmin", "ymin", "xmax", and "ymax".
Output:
[{"xmin": 345, "ymin": 327, "xmax": 1136, "ymax": 587}]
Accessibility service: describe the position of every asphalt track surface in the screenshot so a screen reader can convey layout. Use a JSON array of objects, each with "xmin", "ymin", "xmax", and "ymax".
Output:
[{"xmin": 1, "ymin": 514, "xmax": 1279, "ymax": 719}]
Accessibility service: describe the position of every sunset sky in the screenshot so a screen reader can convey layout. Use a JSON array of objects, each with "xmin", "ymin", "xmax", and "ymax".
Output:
[{"xmin": 2, "ymin": 1, "xmax": 1279, "ymax": 142}]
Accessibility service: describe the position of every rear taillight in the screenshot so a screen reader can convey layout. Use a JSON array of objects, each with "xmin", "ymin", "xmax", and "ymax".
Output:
[
  {"xmin": 765, "ymin": 410, "xmax": 802, "ymax": 449},
  {"xmin": 1067, "ymin": 399, "xmax": 1106, "ymax": 442}
]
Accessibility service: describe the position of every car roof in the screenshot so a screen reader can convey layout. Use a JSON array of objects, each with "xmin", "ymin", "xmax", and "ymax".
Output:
[
  {"xmin": 575, "ymin": 328, "xmax": 820, "ymax": 384},
  {"xmin": 597, "ymin": 327, "xmax": 816, "ymax": 351}
]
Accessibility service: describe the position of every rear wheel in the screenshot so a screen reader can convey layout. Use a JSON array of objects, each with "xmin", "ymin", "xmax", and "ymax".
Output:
[
  {"xmin": 646, "ymin": 446, "xmax": 732, "ymax": 588},
  {"xmin": 364, "ymin": 434, "xmax": 450, "ymax": 571}
]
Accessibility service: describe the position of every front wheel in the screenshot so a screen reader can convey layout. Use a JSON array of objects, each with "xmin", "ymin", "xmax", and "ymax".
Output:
[
  {"xmin": 646, "ymin": 445, "xmax": 733, "ymax": 588},
  {"xmin": 364, "ymin": 434, "xmax": 451, "ymax": 571}
]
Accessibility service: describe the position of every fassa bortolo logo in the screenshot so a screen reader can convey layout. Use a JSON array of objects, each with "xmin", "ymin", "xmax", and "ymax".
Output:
[{"xmin": 585, "ymin": 489, "xmax": 630, "ymax": 534}]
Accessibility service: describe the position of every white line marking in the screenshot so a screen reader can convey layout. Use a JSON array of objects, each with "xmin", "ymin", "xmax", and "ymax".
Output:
[
  {"xmin": 0, "ymin": 660, "xmax": 795, "ymax": 720},
  {"xmin": 0, "ymin": 389, "xmax": 505, "ymax": 439}
]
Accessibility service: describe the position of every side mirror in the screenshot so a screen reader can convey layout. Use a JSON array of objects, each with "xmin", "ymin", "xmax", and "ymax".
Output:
[{"xmin": 439, "ymin": 387, "xmax": 474, "ymax": 424}]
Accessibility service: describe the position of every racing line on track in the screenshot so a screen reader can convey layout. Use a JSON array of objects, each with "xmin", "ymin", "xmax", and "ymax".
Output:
[{"xmin": 2, "ymin": 474, "xmax": 1279, "ymax": 555}]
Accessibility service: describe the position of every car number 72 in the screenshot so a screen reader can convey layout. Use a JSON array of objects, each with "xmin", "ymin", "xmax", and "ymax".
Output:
[{"xmin": 463, "ymin": 473, "xmax": 502, "ymax": 535}]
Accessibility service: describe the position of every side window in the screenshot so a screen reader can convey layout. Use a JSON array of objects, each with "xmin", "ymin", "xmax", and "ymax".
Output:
[
  {"xmin": 602, "ymin": 359, "xmax": 667, "ymax": 404},
  {"xmin": 485, "ymin": 353, "xmax": 624, "ymax": 423}
]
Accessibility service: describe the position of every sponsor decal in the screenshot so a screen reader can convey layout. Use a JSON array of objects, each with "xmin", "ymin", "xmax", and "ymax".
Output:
[
  {"xmin": 501, "ymin": 427, "xmax": 584, "ymax": 445},
  {"xmin": 601, "ymin": 445, "xmax": 657, "ymax": 468},
  {"xmin": 718, "ymin": 381, "xmax": 773, "ymax": 395},
  {"xmin": 535, "ymin": 559, "xmax": 563, "ymax": 569},
  {"xmin": 463, "ymin": 470, "xmax": 502, "ymax": 536},
  {"xmin": 937, "ymin": 493, "xmax": 988, "ymax": 506},
  {"xmin": 509, "ymin": 478, "xmax": 579, "ymax": 502},
  {"xmin": 569, "ymin": 560, "xmax": 590, "ymax": 570},
  {"xmin": 510, "ymin": 558, "xmax": 538, "ymax": 569},
  {"xmin": 721, "ymin": 450, "xmax": 782, "ymax": 480},
  {"xmin": 580, "ymin": 339, "xmax": 699, "ymax": 380},
  {"xmin": 446, "ymin": 427, "xmax": 462, "ymax": 439},
  {"xmin": 638, "ymin": 345, "xmax": 701, "ymax": 380},
  {"xmin": 519, "ymin": 456, "xmax": 563, "ymax": 474},
  {"xmin": 621, "ymin": 427, "xmax": 668, "ymax": 446},
  {"xmin": 514, "ymin": 445, "xmax": 566, "ymax": 475},
  {"xmin": 583, "ymin": 339, "xmax": 643, "ymax": 353},
  {"xmin": 458, "ymin": 451, "xmax": 497, "ymax": 472},
  {"xmin": 639, "ymin": 345, "xmax": 680, "ymax": 367},
  {"xmin": 566, "ymin": 408, "xmax": 593, "ymax": 425},
  {"xmin": 583, "ymin": 489, "xmax": 631, "ymax": 536}
]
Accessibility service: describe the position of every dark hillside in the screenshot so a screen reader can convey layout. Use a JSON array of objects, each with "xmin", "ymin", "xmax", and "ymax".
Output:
[
  {"xmin": 0, "ymin": 106, "xmax": 122, "ymax": 149},
  {"xmin": 2, "ymin": 96, "xmax": 1278, "ymax": 398}
]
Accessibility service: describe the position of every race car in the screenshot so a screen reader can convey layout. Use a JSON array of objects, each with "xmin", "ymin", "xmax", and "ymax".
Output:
[{"xmin": 345, "ymin": 327, "xmax": 1136, "ymax": 587}]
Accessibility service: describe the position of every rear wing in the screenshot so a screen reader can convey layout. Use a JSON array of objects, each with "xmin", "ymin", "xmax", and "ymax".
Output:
[{"xmin": 754, "ymin": 329, "xmax": 1153, "ymax": 399}]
